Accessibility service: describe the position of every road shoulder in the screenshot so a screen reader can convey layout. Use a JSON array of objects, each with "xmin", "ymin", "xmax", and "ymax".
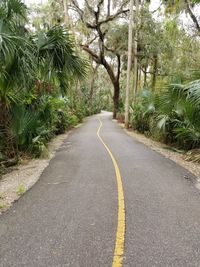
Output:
[
  {"xmin": 0, "ymin": 124, "xmax": 82, "ymax": 215},
  {"xmin": 116, "ymin": 121, "xmax": 200, "ymax": 180}
]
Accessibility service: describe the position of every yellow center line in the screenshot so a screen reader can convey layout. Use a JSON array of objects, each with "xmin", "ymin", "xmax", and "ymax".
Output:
[{"xmin": 97, "ymin": 118, "xmax": 126, "ymax": 267}]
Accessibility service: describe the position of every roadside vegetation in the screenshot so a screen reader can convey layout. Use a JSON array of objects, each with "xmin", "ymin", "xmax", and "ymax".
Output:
[
  {"xmin": 57, "ymin": 0, "xmax": 200, "ymax": 161},
  {"xmin": 61, "ymin": 0, "xmax": 199, "ymax": 162},
  {"xmin": 0, "ymin": 0, "xmax": 200, "ymax": 174},
  {"xmin": 0, "ymin": 0, "xmax": 107, "ymax": 174},
  {"xmin": 124, "ymin": 1, "xmax": 200, "ymax": 162},
  {"xmin": 129, "ymin": 80, "xmax": 200, "ymax": 154}
]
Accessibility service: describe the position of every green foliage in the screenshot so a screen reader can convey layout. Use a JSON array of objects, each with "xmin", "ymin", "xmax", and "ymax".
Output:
[
  {"xmin": 130, "ymin": 81, "xmax": 200, "ymax": 151},
  {"xmin": 0, "ymin": 0, "xmax": 92, "ymax": 164},
  {"xmin": 16, "ymin": 184, "xmax": 25, "ymax": 195},
  {"xmin": 10, "ymin": 105, "xmax": 39, "ymax": 150},
  {"xmin": 36, "ymin": 26, "xmax": 88, "ymax": 95},
  {"xmin": 130, "ymin": 90, "xmax": 155, "ymax": 133}
]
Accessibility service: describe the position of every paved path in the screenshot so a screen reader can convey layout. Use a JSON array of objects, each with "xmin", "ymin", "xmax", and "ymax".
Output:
[{"xmin": 1, "ymin": 112, "xmax": 200, "ymax": 267}]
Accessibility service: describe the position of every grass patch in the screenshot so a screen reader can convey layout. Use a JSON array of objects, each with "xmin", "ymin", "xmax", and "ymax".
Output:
[
  {"xmin": 0, "ymin": 200, "xmax": 8, "ymax": 211},
  {"xmin": 16, "ymin": 184, "xmax": 26, "ymax": 196}
]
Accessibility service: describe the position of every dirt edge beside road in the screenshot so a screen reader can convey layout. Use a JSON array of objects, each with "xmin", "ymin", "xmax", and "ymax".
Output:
[
  {"xmin": 117, "ymin": 122, "xmax": 200, "ymax": 180},
  {"xmin": 0, "ymin": 124, "xmax": 82, "ymax": 215}
]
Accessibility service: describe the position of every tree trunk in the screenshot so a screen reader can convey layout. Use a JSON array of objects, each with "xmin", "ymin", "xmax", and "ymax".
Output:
[
  {"xmin": 138, "ymin": 67, "xmax": 141, "ymax": 91},
  {"xmin": 113, "ymin": 81, "xmax": 120, "ymax": 120},
  {"xmin": 72, "ymin": 0, "xmax": 128, "ymax": 119},
  {"xmin": 133, "ymin": 0, "xmax": 139, "ymax": 102},
  {"xmin": 143, "ymin": 67, "xmax": 147, "ymax": 87},
  {"xmin": 151, "ymin": 55, "xmax": 158, "ymax": 90},
  {"xmin": 89, "ymin": 75, "xmax": 95, "ymax": 106},
  {"xmin": 125, "ymin": 0, "xmax": 134, "ymax": 128},
  {"xmin": 63, "ymin": 0, "xmax": 69, "ymax": 25},
  {"xmin": 143, "ymin": 59, "xmax": 149, "ymax": 87},
  {"xmin": 133, "ymin": 63, "xmax": 138, "ymax": 101},
  {"xmin": 107, "ymin": 0, "xmax": 111, "ymax": 17},
  {"xmin": 89, "ymin": 65, "xmax": 98, "ymax": 106},
  {"xmin": 82, "ymin": 43, "xmax": 121, "ymax": 119},
  {"xmin": 101, "ymin": 57, "xmax": 121, "ymax": 119},
  {"xmin": 63, "ymin": 0, "xmax": 77, "ymax": 39}
]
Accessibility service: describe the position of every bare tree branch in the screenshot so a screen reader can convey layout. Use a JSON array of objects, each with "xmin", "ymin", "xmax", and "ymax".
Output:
[
  {"xmin": 87, "ymin": 35, "xmax": 98, "ymax": 45},
  {"xmin": 70, "ymin": 0, "xmax": 96, "ymax": 28},
  {"xmin": 99, "ymin": 8, "xmax": 129, "ymax": 25},
  {"xmin": 116, "ymin": 54, "xmax": 121, "ymax": 81},
  {"xmin": 184, "ymin": 0, "xmax": 200, "ymax": 33},
  {"xmin": 70, "ymin": 0, "xmax": 83, "ymax": 18},
  {"xmin": 71, "ymin": 0, "xmax": 127, "ymax": 118},
  {"xmin": 81, "ymin": 45, "xmax": 101, "ymax": 63},
  {"xmin": 97, "ymin": 0, "xmax": 104, "ymax": 11},
  {"xmin": 104, "ymin": 45, "xmax": 115, "ymax": 53},
  {"xmin": 85, "ymin": 0, "xmax": 95, "ymax": 16}
]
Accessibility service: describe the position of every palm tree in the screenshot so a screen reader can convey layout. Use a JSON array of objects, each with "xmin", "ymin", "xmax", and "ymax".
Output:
[
  {"xmin": 0, "ymin": 0, "xmax": 35, "ymax": 157},
  {"xmin": 0, "ymin": 0, "xmax": 88, "ymax": 160},
  {"xmin": 36, "ymin": 25, "xmax": 88, "ymax": 95}
]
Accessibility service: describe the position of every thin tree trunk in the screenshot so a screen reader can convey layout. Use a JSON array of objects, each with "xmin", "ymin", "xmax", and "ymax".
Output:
[
  {"xmin": 133, "ymin": 0, "xmax": 139, "ymax": 102},
  {"xmin": 107, "ymin": 0, "xmax": 111, "ymax": 17},
  {"xmin": 89, "ymin": 65, "xmax": 98, "ymax": 106},
  {"xmin": 133, "ymin": 64, "xmax": 138, "ymax": 100},
  {"xmin": 63, "ymin": 0, "xmax": 69, "ymax": 25},
  {"xmin": 143, "ymin": 67, "xmax": 147, "ymax": 87},
  {"xmin": 89, "ymin": 75, "xmax": 95, "ymax": 106},
  {"xmin": 82, "ymin": 44, "xmax": 121, "ymax": 120},
  {"xmin": 63, "ymin": 0, "xmax": 77, "ymax": 39},
  {"xmin": 125, "ymin": 0, "xmax": 134, "ymax": 128},
  {"xmin": 152, "ymin": 55, "xmax": 158, "ymax": 91},
  {"xmin": 113, "ymin": 81, "xmax": 120, "ymax": 120},
  {"xmin": 138, "ymin": 67, "xmax": 141, "ymax": 91}
]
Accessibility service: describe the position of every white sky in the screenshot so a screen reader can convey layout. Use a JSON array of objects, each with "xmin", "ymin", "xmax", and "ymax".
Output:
[
  {"xmin": 24, "ymin": 0, "xmax": 161, "ymax": 10},
  {"xmin": 24, "ymin": 0, "xmax": 46, "ymax": 4}
]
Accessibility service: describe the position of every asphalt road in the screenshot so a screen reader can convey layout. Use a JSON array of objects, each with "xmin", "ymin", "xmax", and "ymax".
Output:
[{"xmin": 1, "ymin": 112, "xmax": 200, "ymax": 267}]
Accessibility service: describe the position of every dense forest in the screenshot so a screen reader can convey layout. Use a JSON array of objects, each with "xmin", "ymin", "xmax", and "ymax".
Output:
[{"xmin": 0, "ymin": 0, "xmax": 200, "ymax": 172}]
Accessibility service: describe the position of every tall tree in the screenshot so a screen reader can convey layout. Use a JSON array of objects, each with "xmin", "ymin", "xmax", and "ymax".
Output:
[
  {"xmin": 125, "ymin": 0, "xmax": 134, "ymax": 128},
  {"xmin": 133, "ymin": 0, "xmax": 139, "ymax": 99},
  {"xmin": 70, "ymin": 0, "xmax": 129, "ymax": 118}
]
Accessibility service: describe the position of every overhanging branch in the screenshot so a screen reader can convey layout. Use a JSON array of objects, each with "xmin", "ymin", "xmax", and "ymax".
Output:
[{"xmin": 184, "ymin": 0, "xmax": 200, "ymax": 33}]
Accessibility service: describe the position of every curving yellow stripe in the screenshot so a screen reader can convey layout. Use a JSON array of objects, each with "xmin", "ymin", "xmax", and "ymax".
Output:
[{"xmin": 97, "ymin": 118, "xmax": 125, "ymax": 267}]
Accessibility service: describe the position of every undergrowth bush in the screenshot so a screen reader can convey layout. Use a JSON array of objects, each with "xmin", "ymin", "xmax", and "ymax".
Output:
[{"xmin": 129, "ymin": 81, "xmax": 200, "ymax": 152}]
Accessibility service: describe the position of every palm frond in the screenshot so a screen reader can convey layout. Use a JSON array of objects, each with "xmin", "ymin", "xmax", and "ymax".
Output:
[{"xmin": 36, "ymin": 26, "xmax": 88, "ymax": 88}]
